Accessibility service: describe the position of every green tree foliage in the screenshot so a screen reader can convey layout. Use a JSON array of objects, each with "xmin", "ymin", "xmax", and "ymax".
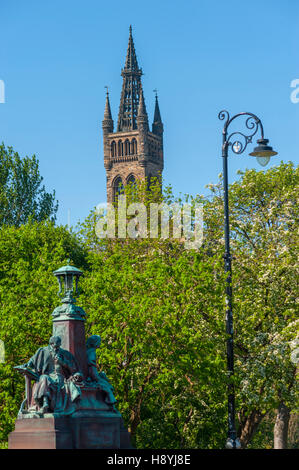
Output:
[
  {"xmin": 78, "ymin": 163, "xmax": 298, "ymax": 448},
  {"xmin": 0, "ymin": 144, "xmax": 58, "ymax": 226},
  {"xmin": 79, "ymin": 177, "xmax": 228, "ymax": 448},
  {"xmin": 204, "ymin": 161, "xmax": 299, "ymax": 446},
  {"xmin": 0, "ymin": 163, "xmax": 297, "ymax": 448},
  {"xmin": 0, "ymin": 222, "xmax": 86, "ymax": 440},
  {"xmin": 79, "ymin": 241, "xmax": 227, "ymax": 448}
]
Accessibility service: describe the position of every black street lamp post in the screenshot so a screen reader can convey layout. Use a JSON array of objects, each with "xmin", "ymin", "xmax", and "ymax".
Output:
[{"xmin": 218, "ymin": 110, "xmax": 277, "ymax": 449}]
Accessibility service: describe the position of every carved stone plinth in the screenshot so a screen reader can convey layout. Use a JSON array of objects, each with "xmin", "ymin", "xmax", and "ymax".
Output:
[
  {"xmin": 8, "ymin": 413, "xmax": 132, "ymax": 449},
  {"xmin": 8, "ymin": 417, "xmax": 73, "ymax": 449},
  {"xmin": 53, "ymin": 319, "xmax": 88, "ymax": 378}
]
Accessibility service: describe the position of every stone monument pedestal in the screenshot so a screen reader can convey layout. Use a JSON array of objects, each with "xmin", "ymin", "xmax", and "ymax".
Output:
[
  {"xmin": 9, "ymin": 413, "xmax": 131, "ymax": 449},
  {"xmin": 9, "ymin": 417, "xmax": 73, "ymax": 449}
]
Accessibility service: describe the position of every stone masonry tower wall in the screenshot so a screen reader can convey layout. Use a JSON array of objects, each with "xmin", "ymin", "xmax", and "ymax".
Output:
[{"xmin": 102, "ymin": 26, "xmax": 164, "ymax": 203}]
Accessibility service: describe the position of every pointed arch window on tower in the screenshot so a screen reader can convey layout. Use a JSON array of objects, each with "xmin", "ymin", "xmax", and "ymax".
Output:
[
  {"xmin": 111, "ymin": 141, "xmax": 116, "ymax": 158},
  {"xmin": 127, "ymin": 174, "xmax": 137, "ymax": 198},
  {"xmin": 118, "ymin": 140, "xmax": 123, "ymax": 157},
  {"xmin": 127, "ymin": 174, "xmax": 136, "ymax": 185},
  {"xmin": 131, "ymin": 138, "xmax": 137, "ymax": 155},
  {"xmin": 125, "ymin": 139, "xmax": 130, "ymax": 156},
  {"xmin": 113, "ymin": 177, "xmax": 124, "ymax": 202}
]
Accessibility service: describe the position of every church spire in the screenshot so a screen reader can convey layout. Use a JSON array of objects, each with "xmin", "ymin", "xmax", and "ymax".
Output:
[
  {"xmin": 124, "ymin": 25, "xmax": 140, "ymax": 72},
  {"xmin": 117, "ymin": 26, "xmax": 143, "ymax": 132}
]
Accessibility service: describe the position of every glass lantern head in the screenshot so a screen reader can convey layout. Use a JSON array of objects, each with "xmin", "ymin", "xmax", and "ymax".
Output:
[
  {"xmin": 53, "ymin": 261, "xmax": 83, "ymax": 302},
  {"xmin": 249, "ymin": 138, "xmax": 277, "ymax": 166}
]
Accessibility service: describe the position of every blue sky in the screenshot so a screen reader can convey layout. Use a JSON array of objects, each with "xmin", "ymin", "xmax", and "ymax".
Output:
[{"xmin": 0, "ymin": 0, "xmax": 298, "ymax": 226}]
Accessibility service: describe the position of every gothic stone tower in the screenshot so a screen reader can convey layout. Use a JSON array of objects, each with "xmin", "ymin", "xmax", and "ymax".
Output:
[{"xmin": 102, "ymin": 26, "xmax": 164, "ymax": 203}]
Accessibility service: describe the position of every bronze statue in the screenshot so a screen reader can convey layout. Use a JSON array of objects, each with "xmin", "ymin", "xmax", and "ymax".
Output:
[
  {"xmin": 16, "ymin": 336, "xmax": 83, "ymax": 415},
  {"xmin": 86, "ymin": 335, "xmax": 117, "ymax": 407}
]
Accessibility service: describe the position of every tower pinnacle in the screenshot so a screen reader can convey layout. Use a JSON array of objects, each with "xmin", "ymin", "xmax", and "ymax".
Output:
[
  {"xmin": 137, "ymin": 85, "xmax": 148, "ymax": 124},
  {"xmin": 104, "ymin": 87, "xmax": 112, "ymax": 120},
  {"xmin": 152, "ymin": 91, "xmax": 163, "ymax": 136},
  {"xmin": 102, "ymin": 87, "xmax": 114, "ymax": 132}
]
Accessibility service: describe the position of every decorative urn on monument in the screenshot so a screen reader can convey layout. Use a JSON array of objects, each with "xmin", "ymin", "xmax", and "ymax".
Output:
[{"xmin": 8, "ymin": 262, "xmax": 132, "ymax": 449}]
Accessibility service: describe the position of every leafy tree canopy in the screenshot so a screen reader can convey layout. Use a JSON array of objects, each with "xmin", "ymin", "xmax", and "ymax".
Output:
[
  {"xmin": 0, "ymin": 162, "xmax": 297, "ymax": 449},
  {"xmin": 0, "ymin": 143, "xmax": 58, "ymax": 227},
  {"xmin": 77, "ymin": 162, "xmax": 298, "ymax": 448}
]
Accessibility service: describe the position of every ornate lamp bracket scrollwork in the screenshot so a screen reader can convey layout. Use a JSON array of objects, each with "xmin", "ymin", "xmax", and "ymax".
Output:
[{"xmin": 218, "ymin": 110, "xmax": 264, "ymax": 157}]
